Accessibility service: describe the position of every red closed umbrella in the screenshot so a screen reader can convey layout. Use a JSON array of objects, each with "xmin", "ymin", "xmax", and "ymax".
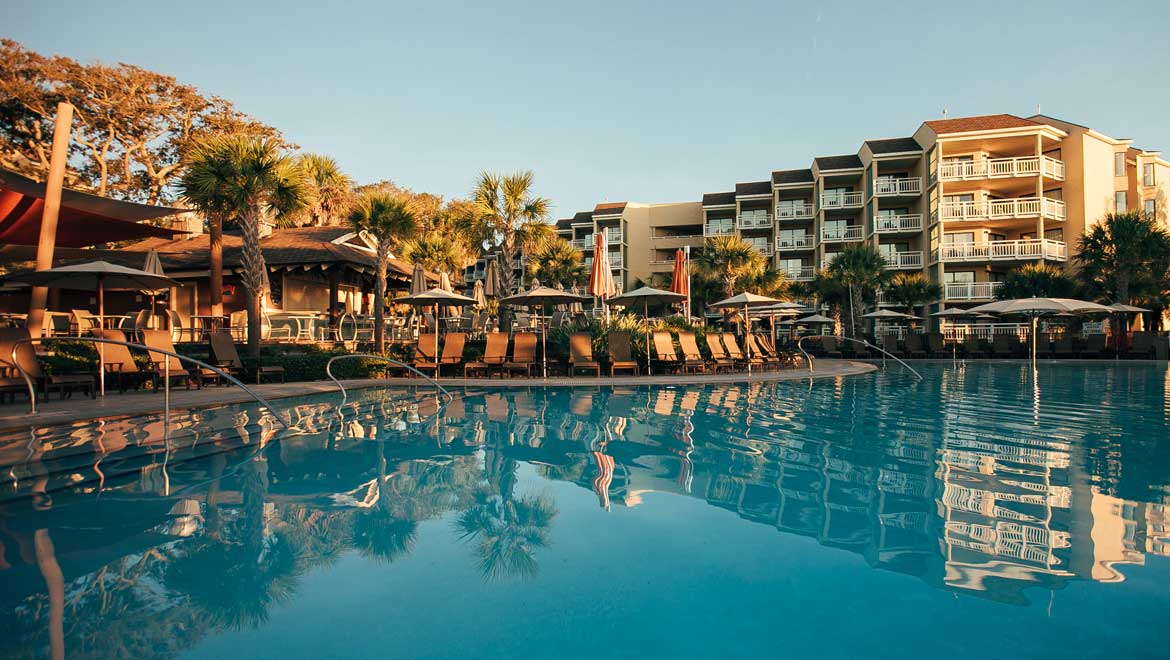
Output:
[{"xmin": 587, "ymin": 232, "xmax": 616, "ymax": 319}]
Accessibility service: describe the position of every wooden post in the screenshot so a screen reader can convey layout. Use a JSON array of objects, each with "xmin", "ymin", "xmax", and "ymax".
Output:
[
  {"xmin": 328, "ymin": 268, "xmax": 340, "ymax": 329},
  {"xmin": 27, "ymin": 103, "xmax": 74, "ymax": 337}
]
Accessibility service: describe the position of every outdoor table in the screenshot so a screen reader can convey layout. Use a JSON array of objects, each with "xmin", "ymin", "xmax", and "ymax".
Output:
[
  {"xmin": 84, "ymin": 314, "xmax": 131, "ymax": 329},
  {"xmin": 0, "ymin": 312, "xmax": 27, "ymax": 328},
  {"xmin": 191, "ymin": 314, "xmax": 230, "ymax": 337},
  {"xmin": 270, "ymin": 311, "xmax": 325, "ymax": 341}
]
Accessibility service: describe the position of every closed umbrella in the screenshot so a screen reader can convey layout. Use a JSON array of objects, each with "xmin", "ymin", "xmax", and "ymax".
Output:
[
  {"xmin": 669, "ymin": 249, "xmax": 688, "ymax": 316},
  {"xmin": 9, "ymin": 260, "xmax": 178, "ymax": 396},
  {"xmin": 588, "ymin": 232, "xmax": 617, "ymax": 320},
  {"xmin": 409, "ymin": 263, "xmax": 427, "ymax": 295},
  {"xmin": 501, "ymin": 285, "xmax": 591, "ymax": 378},
  {"xmin": 609, "ymin": 286, "xmax": 687, "ymax": 374},
  {"xmin": 968, "ymin": 297, "xmax": 1112, "ymax": 367},
  {"xmin": 142, "ymin": 250, "xmax": 168, "ymax": 329},
  {"xmin": 1108, "ymin": 302, "xmax": 1150, "ymax": 356},
  {"xmin": 438, "ymin": 271, "xmax": 460, "ymax": 320},
  {"xmin": 709, "ymin": 292, "xmax": 783, "ymax": 374},
  {"xmin": 396, "ymin": 287, "xmax": 478, "ymax": 371},
  {"xmin": 484, "ymin": 260, "xmax": 502, "ymax": 298},
  {"xmin": 471, "ymin": 280, "xmax": 486, "ymax": 309}
]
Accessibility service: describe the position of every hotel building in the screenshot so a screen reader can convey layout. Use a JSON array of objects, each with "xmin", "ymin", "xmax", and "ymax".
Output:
[{"xmin": 552, "ymin": 114, "xmax": 1170, "ymax": 309}]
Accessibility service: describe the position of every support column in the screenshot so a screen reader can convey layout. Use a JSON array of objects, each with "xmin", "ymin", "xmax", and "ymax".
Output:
[
  {"xmin": 27, "ymin": 103, "xmax": 74, "ymax": 337},
  {"xmin": 1035, "ymin": 134, "xmax": 1045, "ymax": 246},
  {"xmin": 328, "ymin": 268, "xmax": 340, "ymax": 328}
]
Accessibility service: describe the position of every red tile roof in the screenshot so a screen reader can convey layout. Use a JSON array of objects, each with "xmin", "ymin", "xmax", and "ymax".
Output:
[
  {"xmin": 593, "ymin": 202, "xmax": 627, "ymax": 215},
  {"xmin": 924, "ymin": 114, "xmax": 1041, "ymax": 134}
]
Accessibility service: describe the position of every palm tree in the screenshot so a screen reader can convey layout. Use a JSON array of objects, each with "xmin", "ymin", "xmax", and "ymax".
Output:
[
  {"xmin": 738, "ymin": 264, "xmax": 790, "ymax": 300},
  {"xmin": 996, "ymin": 263, "xmax": 1079, "ymax": 299},
  {"xmin": 884, "ymin": 272, "xmax": 942, "ymax": 319},
  {"xmin": 695, "ymin": 236, "xmax": 767, "ymax": 298},
  {"xmin": 287, "ymin": 154, "xmax": 353, "ymax": 227},
  {"xmin": 178, "ymin": 140, "xmax": 235, "ymax": 322},
  {"xmin": 179, "ymin": 136, "xmax": 310, "ymax": 356},
  {"xmin": 526, "ymin": 237, "xmax": 585, "ymax": 288},
  {"xmin": 472, "ymin": 171, "xmax": 551, "ymax": 294},
  {"xmin": 348, "ymin": 191, "xmax": 417, "ymax": 352},
  {"xmin": 826, "ymin": 245, "xmax": 890, "ymax": 336},
  {"xmin": 398, "ymin": 230, "xmax": 471, "ymax": 282},
  {"xmin": 1077, "ymin": 210, "xmax": 1170, "ymax": 304}
]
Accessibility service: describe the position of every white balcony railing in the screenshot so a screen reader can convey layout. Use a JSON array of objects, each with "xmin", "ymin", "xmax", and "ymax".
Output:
[
  {"xmin": 820, "ymin": 191, "xmax": 864, "ymax": 209},
  {"xmin": 874, "ymin": 213, "xmax": 924, "ymax": 233},
  {"xmin": 883, "ymin": 251, "xmax": 924, "ymax": 269},
  {"xmin": 781, "ymin": 265, "xmax": 816, "ymax": 281},
  {"xmin": 937, "ymin": 156, "xmax": 1066, "ymax": 182},
  {"xmin": 737, "ymin": 211, "xmax": 772, "ymax": 230},
  {"xmin": 776, "ymin": 235, "xmax": 814, "ymax": 251},
  {"xmin": 570, "ymin": 235, "xmax": 594, "ymax": 250},
  {"xmin": 874, "ymin": 177, "xmax": 922, "ymax": 197},
  {"xmin": 944, "ymin": 281, "xmax": 1004, "ymax": 301},
  {"xmin": 604, "ymin": 228, "xmax": 624, "ymax": 243},
  {"xmin": 936, "ymin": 239, "xmax": 1067, "ymax": 263},
  {"xmin": 939, "ymin": 197, "xmax": 1066, "ymax": 223},
  {"xmin": 651, "ymin": 232, "xmax": 704, "ymax": 241},
  {"xmin": 821, "ymin": 225, "xmax": 865, "ymax": 242},
  {"xmin": 776, "ymin": 201, "xmax": 815, "ymax": 220},
  {"xmin": 704, "ymin": 223, "xmax": 735, "ymax": 237},
  {"xmin": 608, "ymin": 252, "xmax": 623, "ymax": 268}
]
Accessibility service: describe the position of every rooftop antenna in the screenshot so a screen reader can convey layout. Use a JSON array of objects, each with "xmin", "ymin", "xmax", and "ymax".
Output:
[
  {"xmin": 942, "ymin": 107, "xmax": 948, "ymax": 119},
  {"xmin": 1036, "ymin": 103, "xmax": 1041, "ymax": 115}
]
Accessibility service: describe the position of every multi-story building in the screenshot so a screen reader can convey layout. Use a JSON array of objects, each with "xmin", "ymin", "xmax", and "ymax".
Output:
[{"xmin": 549, "ymin": 113, "xmax": 1170, "ymax": 311}]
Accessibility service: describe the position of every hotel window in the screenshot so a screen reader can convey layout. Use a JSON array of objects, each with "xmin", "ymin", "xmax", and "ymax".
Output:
[
  {"xmin": 1115, "ymin": 191, "xmax": 1127, "ymax": 212},
  {"xmin": 1144, "ymin": 163, "xmax": 1156, "ymax": 186},
  {"xmin": 944, "ymin": 232, "xmax": 975, "ymax": 244},
  {"xmin": 944, "ymin": 271, "xmax": 974, "ymax": 284},
  {"xmin": 1115, "ymin": 152, "xmax": 1126, "ymax": 177},
  {"xmin": 1145, "ymin": 199, "xmax": 1156, "ymax": 217},
  {"xmin": 879, "ymin": 243, "xmax": 909, "ymax": 257},
  {"xmin": 777, "ymin": 229, "xmax": 808, "ymax": 247}
]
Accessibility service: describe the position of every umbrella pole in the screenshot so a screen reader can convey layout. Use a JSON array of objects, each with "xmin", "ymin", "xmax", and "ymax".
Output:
[
  {"xmin": 542, "ymin": 302, "xmax": 548, "ymax": 379},
  {"xmin": 644, "ymin": 300, "xmax": 651, "ymax": 375},
  {"xmin": 435, "ymin": 304, "xmax": 440, "ymax": 373},
  {"xmin": 98, "ymin": 275, "xmax": 105, "ymax": 397},
  {"xmin": 745, "ymin": 303, "xmax": 751, "ymax": 375},
  {"xmin": 1031, "ymin": 315, "xmax": 1037, "ymax": 371}
]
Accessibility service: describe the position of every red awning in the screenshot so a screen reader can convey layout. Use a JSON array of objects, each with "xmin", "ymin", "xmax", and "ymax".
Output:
[{"xmin": 0, "ymin": 169, "xmax": 187, "ymax": 248}]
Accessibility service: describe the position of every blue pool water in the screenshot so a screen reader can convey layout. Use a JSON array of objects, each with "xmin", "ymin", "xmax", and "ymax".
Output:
[{"xmin": 1, "ymin": 362, "xmax": 1168, "ymax": 659}]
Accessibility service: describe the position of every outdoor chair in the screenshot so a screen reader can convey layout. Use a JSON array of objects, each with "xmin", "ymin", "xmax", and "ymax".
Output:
[
  {"xmin": 166, "ymin": 310, "xmax": 199, "ymax": 343},
  {"xmin": 1035, "ymin": 333, "xmax": 1055, "ymax": 358},
  {"xmin": 413, "ymin": 333, "xmax": 440, "ymax": 376},
  {"xmin": 652, "ymin": 331, "xmax": 684, "ymax": 374},
  {"xmin": 127, "ymin": 309, "xmax": 153, "ymax": 341},
  {"xmin": 1081, "ymin": 334, "xmax": 1108, "ymax": 358},
  {"xmin": 465, "ymin": 332, "xmax": 508, "ymax": 378},
  {"xmin": 703, "ymin": 334, "xmax": 735, "ymax": 373},
  {"xmin": 676, "ymin": 332, "xmax": 708, "ymax": 374},
  {"xmin": 925, "ymin": 333, "xmax": 948, "ymax": 358},
  {"xmin": 549, "ymin": 311, "xmax": 565, "ymax": 329},
  {"xmin": 568, "ymin": 332, "xmax": 601, "ymax": 377},
  {"xmin": 0, "ymin": 327, "xmax": 95, "ymax": 402},
  {"xmin": 606, "ymin": 331, "xmax": 641, "ymax": 376},
  {"xmin": 881, "ymin": 334, "xmax": 901, "ymax": 357},
  {"xmin": 504, "ymin": 332, "xmax": 537, "ymax": 377},
  {"xmin": 821, "ymin": 336, "xmax": 844, "ymax": 359},
  {"xmin": 1125, "ymin": 332, "xmax": 1155, "ymax": 359},
  {"xmin": 437, "ymin": 332, "xmax": 467, "ymax": 376},
  {"xmin": 140, "ymin": 329, "xmax": 198, "ymax": 390},
  {"xmin": 1053, "ymin": 334, "xmax": 1076, "ymax": 358},
  {"xmin": 904, "ymin": 334, "xmax": 927, "ymax": 359},
  {"xmin": 229, "ymin": 310, "xmax": 248, "ymax": 341},
  {"xmin": 92, "ymin": 329, "xmax": 151, "ymax": 393},
  {"xmin": 746, "ymin": 334, "xmax": 779, "ymax": 370},
  {"xmin": 991, "ymin": 334, "xmax": 1020, "ymax": 358},
  {"xmin": 209, "ymin": 331, "xmax": 285, "ymax": 383},
  {"xmin": 721, "ymin": 333, "xmax": 750, "ymax": 368},
  {"xmin": 71, "ymin": 309, "xmax": 96, "ymax": 337}
]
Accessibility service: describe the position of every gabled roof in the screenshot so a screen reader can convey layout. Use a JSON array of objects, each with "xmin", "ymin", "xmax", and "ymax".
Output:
[
  {"xmin": 593, "ymin": 202, "xmax": 627, "ymax": 216},
  {"xmin": 923, "ymin": 114, "xmax": 1040, "ymax": 134},
  {"xmin": 771, "ymin": 169, "xmax": 815, "ymax": 185},
  {"xmin": 572, "ymin": 211, "xmax": 594, "ymax": 223},
  {"xmin": 814, "ymin": 154, "xmax": 863, "ymax": 171},
  {"xmin": 865, "ymin": 137, "xmax": 922, "ymax": 154},
  {"xmin": 702, "ymin": 191, "xmax": 736, "ymax": 206},
  {"xmin": 555, "ymin": 217, "xmax": 574, "ymax": 230},
  {"xmin": 735, "ymin": 180, "xmax": 771, "ymax": 196}
]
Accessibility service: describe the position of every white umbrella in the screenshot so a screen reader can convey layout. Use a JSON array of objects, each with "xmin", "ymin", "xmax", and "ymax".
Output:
[
  {"xmin": 862, "ymin": 309, "xmax": 920, "ymax": 319},
  {"xmin": 142, "ymin": 250, "xmax": 169, "ymax": 328},
  {"xmin": 967, "ymin": 297, "xmax": 1112, "ymax": 366},
  {"xmin": 396, "ymin": 287, "xmax": 478, "ymax": 371},
  {"xmin": 709, "ymin": 292, "xmax": 783, "ymax": 374},
  {"xmin": 471, "ymin": 280, "xmax": 487, "ymax": 309},
  {"xmin": 501, "ymin": 285, "xmax": 591, "ymax": 377}
]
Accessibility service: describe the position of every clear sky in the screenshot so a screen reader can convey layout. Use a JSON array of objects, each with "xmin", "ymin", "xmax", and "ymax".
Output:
[{"xmin": 8, "ymin": 0, "xmax": 1170, "ymax": 217}]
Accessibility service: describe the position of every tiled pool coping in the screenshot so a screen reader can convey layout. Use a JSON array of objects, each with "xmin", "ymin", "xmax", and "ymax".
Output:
[{"xmin": 0, "ymin": 359, "xmax": 876, "ymax": 431}]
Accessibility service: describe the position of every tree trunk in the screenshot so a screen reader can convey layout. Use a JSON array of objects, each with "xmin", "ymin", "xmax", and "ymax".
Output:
[
  {"xmin": 499, "ymin": 233, "xmax": 516, "ymax": 294},
  {"xmin": 374, "ymin": 242, "xmax": 390, "ymax": 352},
  {"xmin": 238, "ymin": 206, "xmax": 269, "ymax": 357},
  {"xmin": 209, "ymin": 213, "xmax": 224, "ymax": 322}
]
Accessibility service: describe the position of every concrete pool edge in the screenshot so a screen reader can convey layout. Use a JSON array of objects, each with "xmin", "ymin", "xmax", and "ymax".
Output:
[{"xmin": 0, "ymin": 360, "xmax": 878, "ymax": 431}]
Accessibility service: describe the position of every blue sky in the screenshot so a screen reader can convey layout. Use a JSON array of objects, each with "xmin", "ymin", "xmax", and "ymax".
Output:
[{"xmin": 9, "ymin": 0, "xmax": 1170, "ymax": 217}]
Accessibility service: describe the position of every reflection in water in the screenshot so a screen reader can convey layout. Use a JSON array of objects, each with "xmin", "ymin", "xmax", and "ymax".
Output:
[{"xmin": 0, "ymin": 363, "xmax": 1168, "ymax": 658}]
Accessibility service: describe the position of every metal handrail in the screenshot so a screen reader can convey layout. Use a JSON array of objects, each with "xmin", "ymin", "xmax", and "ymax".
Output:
[
  {"xmin": 10, "ymin": 336, "xmax": 291, "ymax": 429},
  {"xmin": 796, "ymin": 334, "xmax": 922, "ymax": 380},
  {"xmin": 325, "ymin": 354, "xmax": 453, "ymax": 407}
]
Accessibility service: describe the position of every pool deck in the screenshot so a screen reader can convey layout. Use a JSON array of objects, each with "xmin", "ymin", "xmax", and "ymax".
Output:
[{"xmin": 0, "ymin": 360, "xmax": 876, "ymax": 430}]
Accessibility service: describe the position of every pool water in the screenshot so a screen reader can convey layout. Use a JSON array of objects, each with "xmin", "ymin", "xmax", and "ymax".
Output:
[{"xmin": 1, "ymin": 362, "xmax": 1168, "ymax": 659}]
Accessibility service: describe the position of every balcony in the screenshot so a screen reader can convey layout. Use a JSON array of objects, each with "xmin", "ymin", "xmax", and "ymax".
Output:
[
  {"xmin": 939, "ymin": 197, "xmax": 1066, "ymax": 223},
  {"xmin": 820, "ymin": 191, "xmax": 864, "ymax": 209},
  {"xmin": 776, "ymin": 201, "xmax": 815, "ymax": 220},
  {"xmin": 776, "ymin": 235, "xmax": 814, "ymax": 251},
  {"xmin": 704, "ymin": 223, "xmax": 735, "ymax": 237},
  {"xmin": 944, "ymin": 281, "xmax": 1004, "ymax": 301},
  {"xmin": 874, "ymin": 213, "xmax": 924, "ymax": 234},
  {"xmin": 781, "ymin": 265, "xmax": 816, "ymax": 281},
  {"xmin": 935, "ymin": 239, "xmax": 1067, "ymax": 263},
  {"xmin": 570, "ymin": 235, "xmax": 594, "ymax": 250},
  {"xmin": 874, "ymin": 177, "xmax": 922, "ymax": 197},
  {"xmin": 737, "ymin": 212, "xmax": 773, "ymax": 230},
  {"xmin": 609, "ymin": 252, "xmax": 623, "ymax": 268},
  {"xmin": 747, "ymin": 241, "xmax": 774, "ymax": 256},
  {"xmin": 821, "ymin": 225, "xmax": 864, "ymax": 243},
  {"xmin": 936, "ymin": 156, "xmax": 1066, "ymax": 182},
  {"xmin": 604, "ymin": 228, "xmax": 624, "ymax": 244},
  {"xmin": 883, "ymin": 251, "xmax": 924, "ymax": 269}
]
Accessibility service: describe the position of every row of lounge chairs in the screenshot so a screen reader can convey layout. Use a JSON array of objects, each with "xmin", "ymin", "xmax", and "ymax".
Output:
[
  {"xmin": 411, "ymin": 330, "xmax": 803, "ymax": 378},
  {"xmin": 804, "ymin": 332, "xmax": 1165, "ymax": 360}
]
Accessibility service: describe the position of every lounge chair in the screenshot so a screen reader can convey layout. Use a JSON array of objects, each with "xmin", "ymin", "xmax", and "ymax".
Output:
[
  {"xmin": 140, "ymin": 329, "xmax": 197, "ymax": 390},
  {"xmin": 606, "ymin": 331, "xmax": 641, "ymax": 376},
  {"xmin": 991, "ymin": 334, "xmax": 1020, "ymax": 358},
  {"xmin": 1122, "ymin": 332, "xmax": 1155, "ymax": 359},
  {"xmin": 746, "ymin": 334, "xmax": 779, "ymax": 370},
  {"xmin": 904, "ymin": 334, "xmax": 927, "ymax": 359},
  {"xmin": 1081, "ymin": 334, "xmax": 1107, "ymax": 358},
  {"xmin": 1053, "ymin": 334, "xmax": 1076, "ymax": 358},
  {"xmin": 821, "ymin": 336, "xmax": 844, "ymax": 359},
  {"xmin": 413, "ymin": 333, "xmax": 440, "ymax": 375},
  {"xmin": 962, "ymin": 335, "xmax": 987, "ymax": 358},
  {"xmin": 209, "ymin": 331, "xmax": 285, "ymax": 383},
  {"xmin": 721, "ymin": 333, "xmax": 750, "ymax": 368},
  {"xmin": 465, "ymin": 332, "xmax": 508, "ymax": 378},
  {"xmin": 1035, "ymin": 333, "xmax": 1054, "ymax": 358},
  {"xmin": 437, "ymin": 332, "xmax": 467, "ymax": 376},
  {"xmin": 568, "ymin": 332, "xmax": 601, "ymax": 377},
  {"xmin": 676, "ymin": 332, "xmax": 708, "ymax": 373},
  {"xmin": 92, "ymin": 329, "xmax": 151, "ymax": 393},
  {"xmin": 504, "ymin": 332, "xmax": 537, "ymax": 377},
  {"xmin": 0, "ymin": 328, "xmax": 95, "ymax": 401},
  {"xmin": 652, "ymin": 331, "xmax": 684, "ymax": 374},
  {"xmin": 881, "ymin": 334, "xmax": 901, "ymax": 357},
  {"xmin": 925, "ymin": 333, "xmax": 948, "ymax": 358},
  {"xmin": 759, "ymin": 334, "xmax": 801, "ymax": 368},
  {"xmin": 703, "ymin": 334, "xmax": 735, "ymax": 373}
]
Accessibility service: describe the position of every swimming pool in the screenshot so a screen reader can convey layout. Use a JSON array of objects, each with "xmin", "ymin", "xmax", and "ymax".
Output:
[{"xmin": 2, "ymin": 362, "xmax": 1168, "ymax": 659}]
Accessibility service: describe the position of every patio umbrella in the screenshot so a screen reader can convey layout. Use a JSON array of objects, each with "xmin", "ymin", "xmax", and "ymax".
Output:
[
  {"xmin": 409, "ymin": 263, "xmax": 427, "ymax": 295},
  {"xmin": 438, "ymin": 271, "xmax": 460, "ymax": 319},
  {"xmin": 141, "ymin": 250, "xmax": 169, "ymax": 327},
  {"xmin": 609, "ymin": 286, "xmax": 687, "ymax": 374},
  {"xmin": 9, "ymin": 260, "xmax": 178, "ymax": 395},
  {"xmin": 1107, "ymin": 302, "xmax": 1150, "ymax": 356},
  {"xmin": 669, "ymin": 249, "xmax": 688, "ymax": 316},
  {"xmin": 967, "ymin": 297, "xmax": 1112, "ymax": 366},
  {"xmin": 862, "ymin": 309, "xmax": 920, "ymax": 319},
  {"xmin": 396, "ymin": 287, "xmax": 478, "ymax": 371},
  {"xmin": 471, "ymin": 280, "xmax": 486, "ymax": 309},
  {"xmin": 709, "ymin": 292, "xmax": 783, "ymax": 374},
  {"xmin": 588, "ymin": 232, "xmax": 617, "ymax": 320},
  {"xmin": 500, "ymin": 285, "xmax": 590, "ymax": 378},
  {"xmin": 932, "ymin": 308, "xmax": 976, "ymax": 360},
  {"xmin": 749, "ymin": 302, "xmax": 803, "ymax": 344},
  {"xmin": 484, "ymin": 260, "xmax": 502, "ymax": 298}
]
